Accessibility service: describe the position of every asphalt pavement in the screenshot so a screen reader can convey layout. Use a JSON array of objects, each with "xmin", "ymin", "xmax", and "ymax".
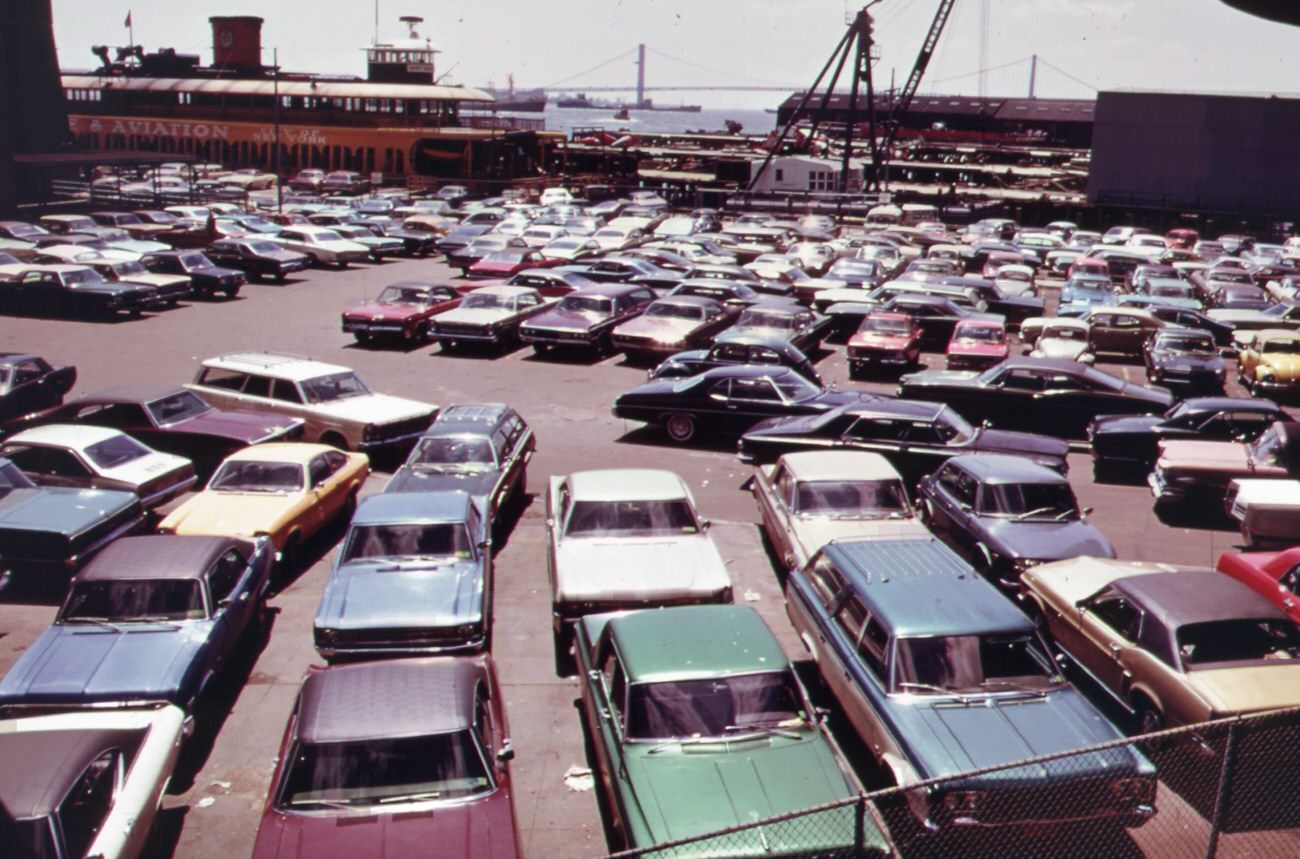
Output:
[{"xmin": 0, "ymin": 256, "xmax": 1280, "ymax": 858}]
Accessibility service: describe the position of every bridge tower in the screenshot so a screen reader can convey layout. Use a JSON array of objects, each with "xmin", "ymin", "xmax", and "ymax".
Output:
[{"xmin": 636, "ymin": 43, "xmax": 646, "ymax": 108}]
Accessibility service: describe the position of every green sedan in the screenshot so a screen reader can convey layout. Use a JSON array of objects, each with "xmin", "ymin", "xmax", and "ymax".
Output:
[{"xmin": 575, "ymin": 604, "xmax": 892, "ymax": 857}]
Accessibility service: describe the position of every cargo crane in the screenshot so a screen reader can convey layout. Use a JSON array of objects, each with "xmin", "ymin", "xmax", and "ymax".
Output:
[{"xmin": 747, "ymin": 1, "xmax": 957, "ymax": 193}]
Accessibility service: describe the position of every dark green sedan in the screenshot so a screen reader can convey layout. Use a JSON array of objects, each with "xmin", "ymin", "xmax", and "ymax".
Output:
[{"xmin": 575, "ymin": 604, "xmax": 891, "ymax": 857}]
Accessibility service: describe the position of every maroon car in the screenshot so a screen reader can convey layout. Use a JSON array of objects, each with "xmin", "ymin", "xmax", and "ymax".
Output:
[
  {"xmin": 340, "ymin": 282, "xmax": 462, "ymax": 344},
  {"xmin": 4, "ymin": 384, "xmax": 304, "ymax": 478},
  {"xmin": 467, "ymin": 250, "xmax": 563, "ymax": 280},
  {"xmin": 251, "ymin": 656, "xmax": 520, "ymax": 859},
  {"xmin": 518, "ymin": 282, "xmax": 658, "ymax": 355}
]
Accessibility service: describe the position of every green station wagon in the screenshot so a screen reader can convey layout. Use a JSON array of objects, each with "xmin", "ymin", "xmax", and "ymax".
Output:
[{"xmin": 575, "ymin": 604, "xmax": 891, "ymax": 857}]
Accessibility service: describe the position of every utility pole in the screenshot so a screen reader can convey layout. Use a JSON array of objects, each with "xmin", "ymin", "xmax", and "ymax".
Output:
[
  {"xmin": 273, "ymin": 47, "xmax": 283, "ymax": 213},
  {"xmin": 635, "ymin": 43, "xmax": 646, "ymax": 108}
]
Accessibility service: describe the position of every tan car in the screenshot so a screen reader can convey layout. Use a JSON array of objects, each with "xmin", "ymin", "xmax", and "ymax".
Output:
[
  {"xmin": 1020, "ymin": 558, "xmax": 1300, "ymax": 730},
  {"xmin": 1084, "ymin": 306, "xmax": 1169, "ymax": 358},
  {"xmin": 1235, "ymin": 328, "xmax": 1300, "ymax": 396},
  {"xmin": 750, "ymin": 450, "xmax": 928, "ymax": 571},
  {"xmin": 186, "ymin": 352, "xmax": 437, "ymax": 453},
  {"xmin": 158, "ymin": 442, "xmax": 369, "ymax": 567}
]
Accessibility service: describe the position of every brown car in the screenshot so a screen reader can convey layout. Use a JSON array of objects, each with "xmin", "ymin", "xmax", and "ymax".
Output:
[
  {"xmin": 1021, "ymin": 559, "xmax": 1300, "ymax": 731},
  {"xmin": 1084, "ymin": 307, "xmax": 1169, "ymax": 359},
  {"xmin": 340, "ymin": 282, "xmax": 462, "ymax": 345}
]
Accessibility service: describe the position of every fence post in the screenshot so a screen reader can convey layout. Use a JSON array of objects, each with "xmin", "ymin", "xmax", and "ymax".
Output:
[
  {"xmin": 1203, "ymin": 721, "xmax": 1240, "ymax": 859},
  {"xmin": 854, "ymin": 793, "xmax": 866, "ymax": 853}
]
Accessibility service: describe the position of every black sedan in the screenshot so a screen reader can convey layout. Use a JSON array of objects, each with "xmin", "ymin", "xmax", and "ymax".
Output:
[
  {"xmin": 1087, "ymin": 396, "xmax": 1289, "ymax": 472},
  {"xmin": 613, "ymin": 364, "xmax": 878, "ymax": 444},
  {"xmin": 1143, "ymin": 327, "xmax": 1226, "ymax": 391},
  {"xmin": 650, "ymin": 334, "xmax": 821, "ymax": 384},
  {"xmin": 897, "ymin": 356, "xmax": 1175, "ymax": 439},
  {"xmin": 1146, "ymin": 305, "xmax": 1236, "ymax": 347},
  {"xmin": 737, "ymin": 398, "xmax": 1069, "ymax": 482},
  {"xmin": 140, "ymin": 250, "xmax": 245, "ymax": 299},
  {"xmin": 0, "ymin": 353, "xmax": 75, "ymax": 423},
  {"xmin": 944, "ymin": 275, "xmax": 1045, "ymax": 329},
  {"xmin": 204, "ymin": 238, "xmax": 311, "ymax": 282},
  {"xmin": 561, "ymin": 258, "xmax": 683, "ymax": 292}
]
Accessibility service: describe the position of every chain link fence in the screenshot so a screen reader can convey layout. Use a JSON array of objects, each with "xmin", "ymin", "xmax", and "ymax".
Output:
[{"xmin": 601, "ymin": 707, "xmax": 1300, "ymax": 858}]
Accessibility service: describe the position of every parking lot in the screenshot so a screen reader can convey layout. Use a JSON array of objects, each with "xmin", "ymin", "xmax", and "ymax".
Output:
[{"xmin": 0, "ymin": 253, "xmax": 1286, "ymax": 858}]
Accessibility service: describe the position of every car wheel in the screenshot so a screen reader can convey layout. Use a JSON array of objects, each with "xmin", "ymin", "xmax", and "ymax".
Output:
[
  {"xmin": 353, "ymin": 332, "xmax": 372, "ymax": 345},
  {"xmin": 274, "ymin": 273, "xmax": 287, "ymax": 283},
  {"xmin": 415, "ymin": 323, "xmax": 430, "ymax": 344},
  {"xmin": 339, "ymin": 489, "xmax": 358, "ymax": 524},
  {"xmin": 919, "ymin": 498, "xmax": 935, "ymax": 525},
  {"xmin": 223, "ymin": 287, "xmax": 238, "ymax": 299},
  {"xmin": 320, "ymin": 431, "xmax": 348, "ymax": 451},
  {"xmin": 278, "ymin": 534, "xmax": 301, "ymax": 579},
  {"xmin": 532, "ymin": 343, "xmax": 550, "ymax": 357},
  {"xmin": 1136, "ymin": 701, "xmax": 1166, "ymax": 741},
  {"xmin": 336, "ymin": 260, "xmax": 349, "ymax": 270},
  {"xmin": 664, "ymin": 413, "xmax": 696, "ymax": 443},
  {"xmin": 254, "ymin": 597, "xmax": 273, "ymax": 638},
  {"xmin": 552, "ymin": 624, "xmax": 575, "ymax": 677},
  {"xmin": 847, "ymin": 363, "xmax": 862, "ymax": 381}
]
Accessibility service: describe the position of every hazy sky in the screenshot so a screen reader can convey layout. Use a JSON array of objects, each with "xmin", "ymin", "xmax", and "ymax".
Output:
[{"xmin": 49, "ymin": 0, "xmax": 1300, "ymax": 109}]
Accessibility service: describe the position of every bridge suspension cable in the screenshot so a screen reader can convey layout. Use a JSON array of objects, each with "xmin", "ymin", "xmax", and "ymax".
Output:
[
  {"xmin": 541, "ymin": 48, "xmax": 636, "ymax": 89},
  {"xmin": 643, "ymin": 45, "xmax": 795, "ymax": 88}
]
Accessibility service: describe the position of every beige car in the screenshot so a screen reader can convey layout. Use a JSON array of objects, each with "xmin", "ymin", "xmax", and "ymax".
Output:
[
  {"xmin": 1021, "ymin": 558, "xmax": 1300, "ymax": 730},
  {"xmin": 1084, "ymin": 306, "xmax": 1169, "ymax": 358},
  {"xmin": 186, "ymin": 352, "xmax": 437, "ymax": 453},
  {"xmin": 750, "ymin": 451, "xmax": 928, "ymax": 571}
]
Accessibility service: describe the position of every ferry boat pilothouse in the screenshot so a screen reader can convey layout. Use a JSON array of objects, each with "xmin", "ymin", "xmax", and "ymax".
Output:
[{"xmin": 61, "ymin": 15, "xmax": 561, "ymax": 184}]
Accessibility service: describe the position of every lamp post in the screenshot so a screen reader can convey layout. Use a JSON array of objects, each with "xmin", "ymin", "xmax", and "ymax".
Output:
[{"xmin": 273, "ymin": 47, "xmax": 283, "ymax": 213}]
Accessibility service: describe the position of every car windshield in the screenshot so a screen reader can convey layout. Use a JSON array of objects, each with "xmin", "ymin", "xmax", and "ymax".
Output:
[
  {"xmin": 549, "ymin": 238, "xmax": 582, "ymax": 249},
  {"xmin": 558, "ymin": 295, "xmax": 613, "ymax": 315},
  {"xmin": 644, "ymin": 302, "xmax": 704, "ymax": 320},
  {"xmin": 83, "ymin": 434, "xmax": 151, "ymax": 469},
  {"xmin": 408, "ymin": 435, "xmax": 496, "ymax": 470},
  {"xmin": 565, "ymin": 499, "xmax": 699, "ymax": 536},
  {"xmin": 465, "ymin": 293, "xmax": 509, "ymax": 309},
  {"xmin": 795, "ymin": 479, "xmax": 910, "ymax": 518},
  {"xmin": 1043, "ymin": 325, "xmax": 1086, "ymax": 341},
  {"xmin": 146, "ymin": 390, "xmax": 213, "ymax": 424},
  {"xmin": 62, "ymin": 578, "xmax": 205, "ymax": 622},
  {"xmin": 895, "ymin": 633, "xmax": 1059, "ymax": 694},
  {"xmin": 377, "ymin": 286, "xmax": 433, "ymax": 305},
  {"xmin": 301, "ymin": 372, "xmax": 371, "ymax": 402},
  {"xmin": 113, "ymin": 261, "xmax": 148, "ymax": 276},
  {"xmin": 178, "ymin": 253, "xmax": 210, "ymax": 270},
  {"xmin": 977, "ymin": 482, "xmax": 1078, "ymax": 519},
  {"xmin": 1177, "ymin": 619, "xmax": 1300, "ymax": 668},
  {"xmin": 955, "ymin": 325, "xmax": 1004, "ymax": 342},
  {"xmin": 771, "ymin": 372, "xmax": 821, "ymax": 402},
  {"xmin": 738, "ymin": 310, "xmax": 794, "ymax": 329},
  {"xmin": 0, "ymin": 459, "xmax": 36, "ymax": 490},
  {"xmin": 281, "ymin": 730, "xmax": 492, "ymax": 808},
  {"xmin": 862, "ymin": 316, "xmax": 912, "ymax": 335},
  {"xmin": 1261, "ymin": 338, "xmax": 1300, "ymax": 354},
  {"xmin": 209, "ymin": 460, "xmax": 305, "ymax": 492},
  {"xmin": 63, "ymin": 269, "xmax": 105, "ymax": 285},
  {"xmin": 1158, "ymin": 334, "xmax": 1215, "ymax": 353},
  {"xmin": 625, "ymin": 670, "xmax": 805, "ymax": 741},
  {"xmin": 342, "ymin": 522, "xmax": 472, "ymax": 562},
  {"xmin": 481, "ymin": 252, "xmax": 525, "ymax": 264},
  {"xmin": 1250, "ymin": 425, "xmax": 1287, "ymax": 465}
]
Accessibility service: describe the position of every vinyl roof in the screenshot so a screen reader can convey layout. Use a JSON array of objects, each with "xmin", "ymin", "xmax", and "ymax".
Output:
[
  {"xmin": 777, "ymin": 450, "xmax": 902, "ymax": 482},
  {"xmin": 76, "ymin": 534, "xmax": 246, "ymax": 582},
  {"xmin": 1117, "ymin": 571, "xmax": 1287, "ymax": 629},
  {"xmin": 0, "ymin": 727, "xmax": 144, "ymax": 818},
  {"xmin": 295, "ymin": 657, "xmax": 485, "ymax": 744},
  {"xmin": 946, "ymin": 452, "xmax": 1069, "ymax": 484},
  {"xmin": 610, "ymin": 605, "xmax": 789, "ymax": 683},
  {"xmin": 62, "ymin": 74, "xmax": 493, "ymax": 103},
  {"xmin": 567, "ymin": 468, "xmax": 688, "ymax": 502}
]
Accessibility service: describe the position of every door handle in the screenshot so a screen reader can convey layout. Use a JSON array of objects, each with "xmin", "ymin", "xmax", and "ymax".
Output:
[{"xmin": 1107, "ymin": 642, "xmax": 1121, "ymax": 654}]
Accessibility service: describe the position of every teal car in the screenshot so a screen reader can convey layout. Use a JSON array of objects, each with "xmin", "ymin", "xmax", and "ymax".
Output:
[{"xmin": 575, "ymin": 604, "xmax": 891, "ymax": 857}]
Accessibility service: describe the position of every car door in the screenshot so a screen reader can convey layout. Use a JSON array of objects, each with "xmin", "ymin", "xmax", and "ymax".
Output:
[
  {"xmin": 55, "ymin": 749, "xmax": 121, "ymax": 859},
  {"xmin": 16, "ymin": 444, "xmax": 99, "ymax": 489},
  {"xmin": 753, "ymin": 462, "xmax": 797, "ymax": 569},
  {"xmin": 5, "ymin": 359, "xmax": 60, "ymax": 418},
  {"xmin": 204, "ymin": 548, "xmax": 250, "ymax": 669},
  {"xmin": 820, "ymin": 593, "xmax": 896, "ymax": 761},
  {"xmin": 923, "ymin": 463, "xmax": 977, "ymax": 554},
  {"xmin": 718, "ymin": 377, "xmax": 788, "ymax": 432},
  {"xmin": 589, "ymin": 636, "xmax": 634, "ymax": 827},
  {"xmin": 1069, "ymin": 588, "xmax": 1144, "ymax": 697}
]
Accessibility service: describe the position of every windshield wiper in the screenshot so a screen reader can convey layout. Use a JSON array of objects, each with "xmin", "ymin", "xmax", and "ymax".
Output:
[
  {"xmin": 724, "ymin": 723, "xmax": 803, "ymax": 740},
  {"xmin": 1051, "ymin": 508, "xmax": 1078, "ymax": 521},
  {"xmin": 982, "ymin": 679, "xmax": 1050, "ymax": 697},
  {"xmin": 1013, "ymin": 506, "xmax": 1058, "ymax": 521},
  {"xmin": 65, "ymin": 617, "xmax": 121, "ymax": 631},
  {"xmin": 896, "ymin": 681, "xmax": 952, "ymax": 695},
  {"xmin": 284, "ymin": 797, "xmax": 367, "ymax": 812},
  {"xmin": 376, "ymin": 791, "xmax": 442, "ymax": 804}
]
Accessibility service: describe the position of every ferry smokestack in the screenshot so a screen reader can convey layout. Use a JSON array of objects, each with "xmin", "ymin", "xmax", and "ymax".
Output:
[{"xmin": 210, "ymin": 15, "xmax": 264, "ymax": 72}]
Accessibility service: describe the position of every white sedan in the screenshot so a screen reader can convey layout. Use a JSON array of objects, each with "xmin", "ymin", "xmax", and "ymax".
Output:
[
  {"xmin": 0, "ymin": 424, "xmax": 196, "ymax": 510},
  {"xmin": 272, "ymin": 226, "xmax": 370, "ymax": 268},
  {"xmin": 0, "ymin": 706, "xmax": 185, "ymax": 859}
]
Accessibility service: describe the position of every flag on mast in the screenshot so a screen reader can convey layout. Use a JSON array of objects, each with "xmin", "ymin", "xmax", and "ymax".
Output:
[{"xmin": 124, "ymin": 11, "xmax": 132, "ymax": 28}]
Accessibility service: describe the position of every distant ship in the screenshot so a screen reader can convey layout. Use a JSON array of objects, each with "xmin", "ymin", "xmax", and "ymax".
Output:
[
  {"xmin": 482, "ymin": 75, "xmax": 546, "ymax": 112},
  {"xmin": 556, "ymin": 92, "xmax": 701, "ymax": 113}
]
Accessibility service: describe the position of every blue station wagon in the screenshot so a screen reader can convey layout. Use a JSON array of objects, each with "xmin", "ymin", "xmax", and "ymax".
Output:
[{"xmin": 785, "ymin": 537, "xmax": 1156, "ymax": 834}]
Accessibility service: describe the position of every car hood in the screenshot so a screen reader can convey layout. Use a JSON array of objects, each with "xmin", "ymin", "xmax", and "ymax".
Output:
[
  {"xmin": 0, "ymin": 622, "xmax": 208, "ymax": 705},
  {"xmin": 436, "ymin": 307, "xmax": 513, "ymax": 325},
  {"xmin": 794, "ymin": 517, "xmax": 929, "ymax": 560},
  {"xmin": 949, "ymin": 340, "xmax": 1008, "ymax": 357},
  {"xmin": 1156, "ymin": 440, "xmax": 1248, "ymax": 472},
  {"xmin": 1206, "ymin": 309, "xmax": 1270, "ymax": 324},
  {"xmin": 907, "ymin": 689, "xmax": 1140, "ymax": 781},
  {"xmin": 743, "ymin": 412, "xmax": 833, "ymax": 439},
  {"xmin": 175, "ymin": 409, "xmax": 302, "ymax": 443},
  {"xmin": 615, "ymin": 317, "xmax": 700, "ymax": 337},
  {"xmin": 252, "ymin": 796, "xmax": 518, "ymax": 859},
  {"xmin": 384, "ymin": 467, "xmax": 497, "ymax": 502},
  {"xmin": 1150, "ymin": 352, "xmax": 1223, "ymax": 372},
  {"xmin": 1032, "ymin": 339, "xmax": 1091, "ymax": 360},
  {"xmin": 316, "ymin": 560, "xmax": 484, "ymax": 629},
  {"xmin": 0, "ymin": 486, "xmax": 138, "ymax": 534},
  {"xmin": 524, "ymin": 307, "xmax": 606, "ymax": 331},
  {"xmin": 1185, "ymin": 664, "xmax": 1300, "ymax": 715},
  {"xmin": 554, "ymin": 535, "xmax": 730, "ymax": 602},
  {"xmin": 161, "ymin": 492, "xmax": 299, "ymax": 538},
  {"xmin": 1255, "ymin": 354, "xmax": 1300, "ymax": 377},
  {"xmin": 343, "ymin": 303, "xmax": 424, "ymax": 322},
  {"xmin": 971, "ymin": 428, "xmax": 1070, "ymax": 460},
  {"xmin": 850, "ymin": 333, "xmax": 912, "ymax": 349},
  {"xmin": 625, "ymin": 734, "xmax": 853, "ymax": 846},
  {"xmin": 980, "ymin": 518, "xmax": 1115, "ymax": 561},
  {"xmin": 310, "ymin": 394, "xmax": 435, "ymax": 425},
  {"xmin": 1089, "ymin": 414, "xmax": 1163, "ymax": 436}
]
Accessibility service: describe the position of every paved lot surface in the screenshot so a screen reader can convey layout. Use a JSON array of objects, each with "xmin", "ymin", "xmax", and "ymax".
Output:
[{"xmin": 0, "ymin": 256, "xmax": 1288, "ymax": 858}]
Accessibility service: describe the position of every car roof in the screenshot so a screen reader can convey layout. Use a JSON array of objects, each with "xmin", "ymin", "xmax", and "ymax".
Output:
[
  {"xmin": 434, "ymin": 402, "xmax": 514, "ymax": 426},
  {"xmin": 651, "ymin": 294, "xmax": 721, "ymax": 308},
  {"xmin": 78, "ymin": 384, "xmax": 186, "ymax": 405},
  {"xmin": 0, "ymin": 727, "xmax": 146, "ymax": 819},
  {"xmin": 609, "ymin": 605, "xmax": 788, "ymax": 683},
  {"xmin": 568, "ymin": 468, "xmax": 687, "ymax": 502},
  {"xmin": 695, "ymin": 364, "xmax": 803, "ymax": 383},
  {"xmin": 839, "ymin": 399, "xmax": 946, "ymax": 421},
  {"xmin": 0, "ymin": 352, "xmax": 40, "ymax": 365},
  {"xmin": 7, "ymin": 423, "xmax": 124, "ymax": 448},
  {"xmin": 1176, "ymin": 396, "xmax": 1280, "ymax": 413},
  {"xmin": 944, "ymin": 452, "xmax": 1067, "ymax": 484},
  {"xmin": 296, "ymin": 657, "xmax": 486, "ymax": 743},
  {"xmin": 224, "ymin": 442, "xmax": 336, "ymax": 464},
  {"xmin": 823, "ymin": 537, "xmax": 1029, "ymax": 637},
  {"xmin": 352, "ymin": 490, "xmax": 473, "ymax": 526},
  {"xmin": 468, "ymin": 285, "xmax": 536, "ymax": 298},
  {"xmin": 777, "ymin": 451, "xmax": 903, "ymax": 482},
  {"xmin": 202, "ymin": 352, "xmax": 354, "ymax": 380},
  {"xmin": 76, "ymin": 534, "xmax": 249, "ymax": 582},
  {"xmin": 569, "ymin": 282, "xmax": 650, "ymax": 297},
  {"xmin": 1115, "ymin": 571, "xmax": 1287, "ymax": 629}
]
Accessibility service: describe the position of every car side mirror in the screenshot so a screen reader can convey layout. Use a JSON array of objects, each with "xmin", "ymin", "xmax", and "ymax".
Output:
[
  {"xmin": 981, "ymin": 419, "xmax": 993, "ymax": 429},
  {"xmin": 497, "ymin": 741, "xmax": 515, "ymax": 762},
  {"xmin": 478, "ymin": 539, "xmax": 492, "ymax": 550},
  {"xmin": 1081, "ymin": 506, "xmax": 1094, "ymax": 517},
  {"xmin": 699, "ymin": 518, "xmax": 711, "ymax": 531}
]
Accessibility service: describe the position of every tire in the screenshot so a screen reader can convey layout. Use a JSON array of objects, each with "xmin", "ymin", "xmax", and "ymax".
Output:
[
  {"xmin": 1136, "ymin": 702, "xmax": 1164, "ymax": 736},
  {"xmin": 664, "ymin": 413, "xmax": 696, "ymax": 443},
  {"xmin": 532, "ymin": 343, "xmax": 549, "ymax": 357},
  {"xmin": 414, "ymin": 323, "xmax": 430, "ymax": 343},
  {"xmin": 339, "ymin": 489, "xmax": 358, "ymax": 524},
  {"xmin": 353, "ymin": 332, "xmax": 371, "ymax": 345},
  {"xmin": 223, "ymin": 288, "xmax": 239, "ymax": 299},
  {"xmin": 336, "ymin": 260, "xmax": 349, "ymax": 270},
  {"xmin": 847, "ymin": 363, "xmax": 862, "ymax": 381},
  {"xmin": 278, "ymin": 534, "xmax": 301, "ymax": 578},
  {"xmin": 320, "ymin": 431, "xmax": 348, "ymax": 451}
]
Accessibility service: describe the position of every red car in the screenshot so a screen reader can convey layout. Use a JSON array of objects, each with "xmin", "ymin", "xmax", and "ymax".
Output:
[
  {"xmin": 946, "ymin": 317, "xmax": 1009, "ymax": 371},
  {"xmin": 251, "ymin": 656, "xmax": 521, "ymax": 859},
  {"xmin": 1217, "ymin": 547, "xmax": 1300, "ymax": 624},
  {"xmin": 340, "ymin": 281, "xmax": 462, "ymax": 344},
  {"xmin": 846, "ymin": 310, "xmax": 923, "ymax": 378},
  {"xmin": 467, "ymin": 250, "xmax": 562, "ymax": 280}
]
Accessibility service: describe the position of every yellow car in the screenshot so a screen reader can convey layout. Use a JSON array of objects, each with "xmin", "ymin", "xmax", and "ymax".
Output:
[
  {"xmin": 158, "ymin": 443, "xmax": 368, "ymax": 568},
  {"xmin": 1236, "ymin": 328, "xmax": 1300, "ymax": 395}
]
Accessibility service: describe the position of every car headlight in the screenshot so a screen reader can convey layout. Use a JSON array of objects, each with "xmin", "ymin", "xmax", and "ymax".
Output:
[
  {"xmin": 315, "ymin": 627, "xmax": 337, "ymax": 644},
  {"xmin": 1109, "ymin": 776, "xmax": 1155, "ymax": 806},
  {"xmin": 943, "ymin": 790, "xmax": 984, "ymax": 815}
]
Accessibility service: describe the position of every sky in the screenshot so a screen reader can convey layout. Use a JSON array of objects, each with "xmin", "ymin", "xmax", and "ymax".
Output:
[{"xmin": 48, "ymin": 0, "xmax": 1300, "ymax": 110}]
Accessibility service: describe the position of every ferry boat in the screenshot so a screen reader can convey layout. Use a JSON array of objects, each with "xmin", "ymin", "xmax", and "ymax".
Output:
[{"xmin": 60, "ymin": 15, "xmax": 562, "ymax": 184}]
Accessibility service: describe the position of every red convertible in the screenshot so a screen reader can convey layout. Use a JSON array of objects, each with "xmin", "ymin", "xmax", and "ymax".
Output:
[
  {"xmin": 467, "ymin": 250, "xmax": 562, "ymax": 280},
  {"xmin": 340, "ymin": 281, "xmax": 462, "ymax": 344},
  {"xmin": 1217, "ymin": 546, "xmax": 1300, "ymax": 624}
]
